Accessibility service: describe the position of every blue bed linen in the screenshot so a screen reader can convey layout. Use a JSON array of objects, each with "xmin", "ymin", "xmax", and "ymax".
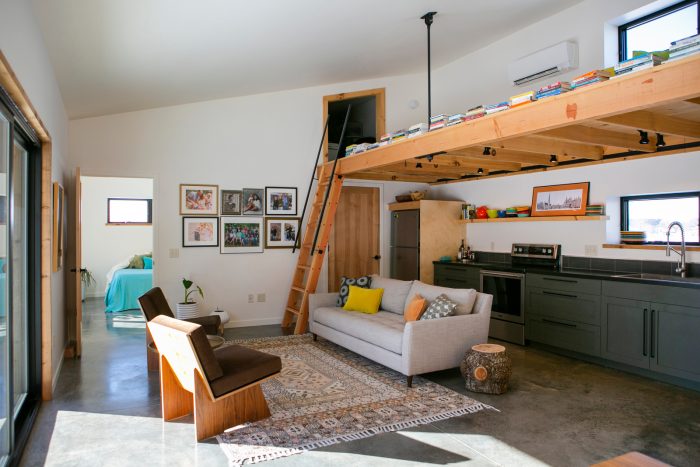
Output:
[
  {"xmin": 0, "ymin": 272, "xmax": 5, "ymax": 318},
  {"xmin": 104, "ymin": 269, "xmax": 153, "ymax": 313}
]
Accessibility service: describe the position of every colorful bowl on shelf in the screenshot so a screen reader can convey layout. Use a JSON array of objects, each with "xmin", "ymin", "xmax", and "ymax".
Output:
[
  {"xmin": 497, "ymin": 210, "xmax": 507, "ymax": 218},
  {"xmin": 486, "ymin": 209, "xmax": 498, "ymax": 218},
  {"xmin": 586, "ymin": 204, "xmax": 605, "ymax": 216},
  {"xmin": 476, "ymin": 206, "xmax": 488, "ymax": 219},
  {"xmin": 620, "ymin": 230, "xmax": 646, "ymax": 244}
]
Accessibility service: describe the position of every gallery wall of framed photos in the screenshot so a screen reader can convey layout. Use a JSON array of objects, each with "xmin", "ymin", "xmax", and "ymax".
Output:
[{"xmin": 179, "ymin": 184, "xmax": 300, "ymax": 254}]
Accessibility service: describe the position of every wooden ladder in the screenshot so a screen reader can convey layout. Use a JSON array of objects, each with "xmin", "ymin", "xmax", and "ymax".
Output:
[{"xmin": 282, "ymin": 163, "xmax": 344, "ymax": 334}]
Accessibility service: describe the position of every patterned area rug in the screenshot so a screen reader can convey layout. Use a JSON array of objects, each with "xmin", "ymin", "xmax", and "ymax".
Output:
[{"xmin": 216, "ymin": 334, "xmax": 494, "ymax": 466}]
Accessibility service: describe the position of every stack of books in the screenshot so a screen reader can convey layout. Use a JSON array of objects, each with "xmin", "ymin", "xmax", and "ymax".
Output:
[
  {"xmin": 366, "ymin": 142, "xmax": 380, "ymax": 151},
  {"xmin": 407, "ymin": 123, "xmax": 428, "ymax": 138},
  {"xmin": 429, "ymin": 114, "xmax": 448, "ymax": 131},
  {"xmin": 585, "ymin": 204, "xmax": 605, "ymax": 216},
  {"xmin": 353, "ymin": 143, "xmax": 370, "ymax": 154},
  {"xmin": 447, "ymin": 113, "xmax": 466, "ymax": 126},
  {"xmin": 668, "ymin": 34, "xmax": 700, "ymax": 62},
  {"xmin": 614, "ymin": 53, "xmax": 663, "ymax": 77},
  {"xmin": 485, "ymin": 102, "xmax": 509, "ymax": 115},
  {"xmin": 345, "ymin": 144, "xmax": 357, "ymax": 157},
  {"xmin": 509, "ymin": 91, "xmax": 536, "ymax": 108},
  {"xmin": 620, "ymin": 230, "xmax": 646, "ymax": 244},
  {"xmin": 464, "ymin": 105, "xmax": 486, "ymax": 121},
  {"xmin": 391, "ymin": 129, "xmax": 407, "ymax": 143},
  {"xmin": 379, "ymin": 133, "xmax": 392, "ymax": 146},
  {"xmin": 536, "ymin": 81, "xmax": 571, "ymax": 99},
  {"xmin": 570, "ymin": 69, "xmax": 613, "ymax": 89}
]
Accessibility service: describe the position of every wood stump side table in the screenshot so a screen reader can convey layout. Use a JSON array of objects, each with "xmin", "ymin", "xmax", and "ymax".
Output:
[{"xmin": 460, "ymin": 344, "xmax": 512, "ymax": 394}]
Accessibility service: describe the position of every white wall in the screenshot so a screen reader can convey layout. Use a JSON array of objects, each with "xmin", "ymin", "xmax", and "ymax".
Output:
[
  {"xmin": 69, "ymin": 73, "xmax": 427, "ymax": 327},
  {"xmin": 0, "ymin": 0, "xmax": 70, "ymax": 388},
  {"xmin": 80, "ymin": 176, "xmax": 153, "ymax": 296}
]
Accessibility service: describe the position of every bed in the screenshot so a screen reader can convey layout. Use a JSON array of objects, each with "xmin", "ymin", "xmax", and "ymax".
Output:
[{"xmin": 105, "ymin": 268, "xmax": 153, "ymax": 313}]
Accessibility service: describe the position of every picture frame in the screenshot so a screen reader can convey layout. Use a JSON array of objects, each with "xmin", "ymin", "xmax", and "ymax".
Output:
[
  {"xmin": 531, "ymin": 182, "xmax": 590, "ymax": 217},
  {"xmin": 265, "ymin": 186, "xmax": 297, "ymax": 216},
  {"xmin": 241, "ymin": 188, "xmax": 264, "ymax": 216},
  {"xmin": 265, "ymin": 217, "xmax": 300, "ymax": 249},
  {"xmin": 182, "ymin": 217, "xmax": 219, "ymax": 247},
  {"xmin": 221, "ymin": 189, "xmax": 242, "ymax": 215},
  {"xmin": 180, "ymin": 184, "xmax": 219, "ymax": 215},
  {"xmin": 52, "ymin": 182, "xmax": 64, "ymax": 272},
  {"xmin": 220, "ymin": 216, "xmax": 264, "ymax": 254}
]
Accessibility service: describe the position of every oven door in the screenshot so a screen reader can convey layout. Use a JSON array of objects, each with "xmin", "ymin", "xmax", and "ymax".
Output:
[{"xmin": 480, "ymin": 270, "xmax": 525, "ymax": 324}]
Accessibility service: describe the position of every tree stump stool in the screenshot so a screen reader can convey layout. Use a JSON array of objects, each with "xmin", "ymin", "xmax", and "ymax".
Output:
[{"xmin": 460, "ymin": 344, "xmax": 512, "ymax": 394}]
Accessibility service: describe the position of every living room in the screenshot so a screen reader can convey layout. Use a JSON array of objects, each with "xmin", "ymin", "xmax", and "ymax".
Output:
[{"xmin": 1, "ymin": 0, "xmax": 700, "ymax": 466}]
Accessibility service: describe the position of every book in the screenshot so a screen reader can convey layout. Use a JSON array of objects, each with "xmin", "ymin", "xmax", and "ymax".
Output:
[
  {"xmin": 536, "ymin": 88, "xmax": 566, "ymax": 99},
  {"xmin": 571, "ymin": 69, "xmax": 612, "ymax": 85},
  {"xmin": 670, "ymin": 39, "xmax": 700, "ymax": 53},
  {"xmin": 615, "ymin": 53, "xmax": 663, "ymax": 71},
  {"xmin": 509, "ymin": 91, "xmax": 536, "ymax": 107},
  {"xmin": 670, "ymin": 44, "xmax": 700, "ymax": 58},
  {"xmin": 538, "ymin": 81, "xmax": 571, "ymax": 93},
  {"xmin": 464, "ymin": 106, "xmax": 485, "ymax": 121},
  {"xmin": 671, "ymin": 33, "xmax": 700, "ymax": 47},
  {"xmin": 379, "ymin": 133, "xmax": 392, "ymax": 144},
  {"xmin": 407, "ymin": 123, "xmax": 428, "ymax": 138},
  {"xmin": 484, "ymin": 102, "xmax": 509, "ymax": 114},
  {"xmin": 429, "ymin": 121, "xmax": 446, "ymax": 131},
  {"xmin": 571, "ymin": 77, "xmax": 605, "ymax": 89},
  {"xmin": 429, "ymin": 114, "xmax": 448, "ymax": 124},
  {"xmin": 612, "ymin": 61, "xmax": 656, "ymax": 77}
]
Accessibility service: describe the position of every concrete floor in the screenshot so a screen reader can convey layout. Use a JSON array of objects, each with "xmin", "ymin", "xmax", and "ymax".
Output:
[{"xmin": 20, "ymin": 298, "xmax": 700, "ymax": 466}]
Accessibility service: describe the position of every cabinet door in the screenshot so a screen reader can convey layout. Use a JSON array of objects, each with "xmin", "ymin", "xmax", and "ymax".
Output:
[
  {"xmin": 651, "ymin": 304, "xmax": 700, "ymax": 382},
  {"xmin": 601, "ymin": 297, "xmax": 649, "ymax": 369},
  {"xmin": 527, "ymin": 287, "xmax": 601, "ymax": 326}
]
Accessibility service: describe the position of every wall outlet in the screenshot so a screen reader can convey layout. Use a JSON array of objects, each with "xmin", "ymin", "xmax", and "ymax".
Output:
[
  {"xmin": 257, "ymin": 293, "xmax": 266, "ymax": 303},
  {"xmin": 169, "ymin": 248, "xmax": 179, "ymax": 259},
  {"xmin": 247, "ymin": 294, "xmax": 254, "ymax": 303},
  {"xmin": 585, "ymin": 245, "xmax": 598, "ymax": 256}
]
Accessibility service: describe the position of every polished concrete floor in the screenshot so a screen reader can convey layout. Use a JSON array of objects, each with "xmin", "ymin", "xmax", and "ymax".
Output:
[{"xmin": 20, "ymin": 298, "xmax": 700, "ymax": 466}]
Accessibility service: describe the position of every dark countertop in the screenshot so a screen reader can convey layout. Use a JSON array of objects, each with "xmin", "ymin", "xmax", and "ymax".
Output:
[{"xmin": 434, "ymin": 260, "xmax": 700, "ymax": 289}]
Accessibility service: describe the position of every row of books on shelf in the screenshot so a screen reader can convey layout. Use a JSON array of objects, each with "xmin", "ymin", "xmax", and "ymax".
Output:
[{"xmin": 341, "ymin": 34, "xmax": 699, "ymax": 158}]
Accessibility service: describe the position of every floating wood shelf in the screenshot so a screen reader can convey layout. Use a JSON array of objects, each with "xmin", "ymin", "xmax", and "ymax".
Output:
[
  {"xmin": 461, "ymin": 215, "xmax": 609, "ymax": 224},
  {"xmin": 327, "ymin": 55, "xmax": 700, "ymax": 184},
  {"xmin": 602, "ymin": 243, "xmax": 700, "ymax": 252}
]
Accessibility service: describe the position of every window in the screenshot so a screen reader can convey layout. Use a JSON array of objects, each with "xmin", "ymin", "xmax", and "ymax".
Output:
[
  {"xmin": 621, "ymin": 192, "xmax": 700, "ymax": 244},
  {"xmin": 107, "ymin": 198, "xmax": 152, "ymax": 224},
  {"xmin": 619, "ymin": 0, "xmax": 699, "ymax": 61}
]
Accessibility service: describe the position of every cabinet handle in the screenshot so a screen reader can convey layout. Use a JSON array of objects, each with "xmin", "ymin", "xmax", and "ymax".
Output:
[
  {"xmin": 542, "ymin": 318, "xmax": 577, "ymax": 328},
  {"xmin": 642, "ymin": 308, "xmax": 648, "ymax": 357},
  {"xmin": 542, "ymin": 277, "xmax": 578, "ymax": 284},
  {"xmin": 650, "ymin": 309, "xmax": 655, "ymax": 359},
  {"xmin": 542, "ymin": 290, "xmax": 578, "ymax": 299}
]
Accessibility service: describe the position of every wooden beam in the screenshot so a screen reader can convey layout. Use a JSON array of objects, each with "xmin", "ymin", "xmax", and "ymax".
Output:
[
  {"xmin": 336, "ymin": 55, "xmax": 700, "ymax": 175},
  {"xmin": 686, "ymin": 97, "xmax": 700, "ymax": 105},
  {"xmin": 447, "ymin": 147, "xmax": 557, "ymax": 166},
  {"xmin": 599, "ymin": 110, "xmax": 700, "ymax": 139},
  {"xmin": 495, "ymin": 135, "xmax": 605, "ymax": 160},
  {"xmin": 348, "ymin": 172, "xmax": 440, "ymax": 183},
  {"xmin": 427, "ymin": 155, "xmax": 522, "ymax": 172},
  {"xmin": 539, "ymin": 125, "xmax": 656, "ymax": 152}
]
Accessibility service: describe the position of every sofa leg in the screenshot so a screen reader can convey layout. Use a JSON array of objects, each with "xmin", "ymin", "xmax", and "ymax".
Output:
[
  {"xmin": 407, "ymin": 376, "xmax": 413, "ymax": 388},
  {"xmin": 312, "ymin": 333, "xmax": 317, "ymax": 341}
]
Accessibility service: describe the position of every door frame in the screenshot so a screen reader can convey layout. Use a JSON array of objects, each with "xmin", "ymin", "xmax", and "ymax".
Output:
[{"xmin": 322, "ymin": 88, "xmax": 385, "ymax": 163}]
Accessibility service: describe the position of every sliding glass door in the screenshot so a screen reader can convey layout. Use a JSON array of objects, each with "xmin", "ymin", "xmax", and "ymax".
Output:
[{"xmin": 0, "ymin": 98, "xmax": 10, "ymax": 464}]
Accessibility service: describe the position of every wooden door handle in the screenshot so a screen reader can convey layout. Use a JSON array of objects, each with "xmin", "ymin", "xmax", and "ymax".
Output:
[{"xmin": 373, "ymin": 255, "xmax": 381, "ymax": 260}]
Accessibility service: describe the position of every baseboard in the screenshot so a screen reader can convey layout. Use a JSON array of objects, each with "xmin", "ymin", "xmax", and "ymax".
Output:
[
  {"xmin": 224, "ymin": 317, "xmax": 282, "ymax": 328},
  {"xmin": 52, "ymin": 345, "xmax": 66, "ymax": 395},
  {"xmin": 86, "ymin": 292, "xmax": 105, "ymax": 299}
]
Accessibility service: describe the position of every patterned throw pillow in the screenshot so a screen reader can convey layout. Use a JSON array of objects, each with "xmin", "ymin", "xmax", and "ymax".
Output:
[
  {"xmin": 420, "ymin": 294, "xmax": 457, "ymax": 320},
  {"xmin": 337, "ymin": 275, "xmax": 372, "ymax": 307}
]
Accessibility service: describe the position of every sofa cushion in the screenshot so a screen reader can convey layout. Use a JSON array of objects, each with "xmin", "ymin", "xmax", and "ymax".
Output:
[
  {"xmin": 404, "ymin": 281, "xmax": 477, "ymax": 316},
  {"xmin": 337, "ymin": 275, "xmax": 372, "ymax": 307},
  {"xmin": 343, "ymin": 285, "xmax": 383, "ymax": 314},
  {"xmin": 403, "ymin": 293, "xmax": 427, "ymax": 321},
  {"xmin": 420, "ymin": 294, "xmax": 457, "ymax": 320},
  {"xmin": 370, "ymin": 275, "xmax": 413, "ymax": 314},
  {"xmin": 313, "ymin": 307, "xmax": 405, "ymax": 354}
]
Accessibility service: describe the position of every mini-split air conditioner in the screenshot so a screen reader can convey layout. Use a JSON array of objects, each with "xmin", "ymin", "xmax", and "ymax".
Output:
[{"xmin": 508, "ymin": 41, "xmax": 578, "ymax": 86}]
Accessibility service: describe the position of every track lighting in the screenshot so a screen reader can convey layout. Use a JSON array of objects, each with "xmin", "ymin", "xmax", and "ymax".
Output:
[
  {"xmin": 416, "ymin": 163, "xmax": 423, "ymax": 168},
  {"xmin": 426, "ymin": 155, "xmax": 433, "ymax": 162},
  {"xmin": 638, "ymin": 130, "xmax": 649, "ymax": 145},
  {"xmin": 656, "ymin": 133, "xmax": 666, "ymax": 148},
  {"xmin": 550, "ymin": 154, "xmax": 558, "ymax": 164},
  {"xmin": 477, "ymin": 167, "xmax": 484, "ymax": 175},
  {"xmin": 483, "ymin": 147, "xmax": 491, "ymax": 156}
]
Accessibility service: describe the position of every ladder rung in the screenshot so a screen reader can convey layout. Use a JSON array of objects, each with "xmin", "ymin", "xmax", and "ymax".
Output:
[
  {"xmin": 291, "ymin": 286, "xmax": 306, "ymax": 293},
  {"xmin": 297, "ymin": 265, "xmax": 310, "ymax": 270},
  {"xmin": 285, "ymin": 307, "xmax": 300, "ymax": 315}
]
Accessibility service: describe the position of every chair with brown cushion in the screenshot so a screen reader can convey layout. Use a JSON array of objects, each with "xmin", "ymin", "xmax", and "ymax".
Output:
[
  {"xmin": 147, "ymin": 315, "xmax": 282, "ymax": 441},
  {"xmin": 139, "ymin": 287, "xmax": 222, "ymax": 371}
]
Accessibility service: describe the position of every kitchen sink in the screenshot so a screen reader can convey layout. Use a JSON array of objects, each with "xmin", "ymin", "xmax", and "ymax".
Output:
[{"xmin": 612, "ymin": 272, "xmax": 700, "ymax": 284}]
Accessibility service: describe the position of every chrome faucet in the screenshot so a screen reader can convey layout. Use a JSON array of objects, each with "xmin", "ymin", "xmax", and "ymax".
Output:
[{"xmin": 666, "ymin": 221, "xmax": 687, "ymax": 278}]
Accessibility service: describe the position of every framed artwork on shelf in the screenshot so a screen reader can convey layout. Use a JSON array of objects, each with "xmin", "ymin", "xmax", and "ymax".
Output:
[
  {"xmin": 241, "ymin": 188, "xmax": 264, "ymax": 216},
  {"xmin": 221, "ymin": 189, "xmax": 242, "ymax": 215},
  {"xmin": 531, "ymin": 182, "xmax": 589, "ymax": 217},
  {"xmin": 182, "ymin": 217, "xmax": 219, "ymax": 247},
  {"xmin": 265, "ymin": 186, "xmax": 297, "ymax": 216},
  {"xmin": 52, "ymin": 182, "xmax": 64, "ymax": 272},
  {"xmin": 180, "ymin": 184, "xmax": 219, "ymax": 215},
  {"xmin": 265, "ymin": 217, "xmax": 300, "ymax": 249},
  {"xmin": 220, "ymin": 216, "xmax": 264, "ymax": 254}
]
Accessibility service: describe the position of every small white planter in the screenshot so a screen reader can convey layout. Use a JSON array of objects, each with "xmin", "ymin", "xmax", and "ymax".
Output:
[
  {"xmin": 176, "ymin": 302, "xmax": 199, "ymax": 319},
  {"xmin": 211, "ymin": 309, "xmax": 230, "ymax": 326}
]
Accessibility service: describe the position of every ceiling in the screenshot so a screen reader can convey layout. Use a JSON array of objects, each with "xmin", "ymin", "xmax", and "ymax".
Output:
[{"xmin": 31, "ymin": 0, "xmax": 584, "ymax": 119}]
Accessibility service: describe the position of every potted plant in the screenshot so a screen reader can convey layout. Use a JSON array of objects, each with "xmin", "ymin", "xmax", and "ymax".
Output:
[
  {"xmin": 176, "ymin": 278, "xmax": 204, "ymax": 318},
  {"xmin": 80, "ymin": 268, "xmax": 95, "ymax": 302}
]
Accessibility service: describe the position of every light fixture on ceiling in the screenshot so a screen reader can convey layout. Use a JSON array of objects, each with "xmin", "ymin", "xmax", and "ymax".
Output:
[
  {"xmin": 638, "ymin": 130, "xmax": 649, "ymax": 144},
  {"xmin": 426, "ymin": 155, "xmax": 433, "ymax": 162},
  {"xmin": 477, "ymin": 168, "xmax": 484, "ymax": 175},
  {"xmin": 656, "ymin": 133, "xmax": 666, "ymax": 148},
  {"xmin": 550, "ymin": 154, "xmax": 558, "ymax": 164},
  {"xmin": 416, "ymin": 162, "xmax": 423, "ymax": 168},
  {"xmin": 483, "ymin": 147, "xmax": 491, "ymax": 156}
]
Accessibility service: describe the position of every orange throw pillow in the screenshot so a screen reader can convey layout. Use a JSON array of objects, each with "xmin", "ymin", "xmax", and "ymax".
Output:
[{"xmin": 404, "ymin": 294, "xmax": 428, "ymax": 322}]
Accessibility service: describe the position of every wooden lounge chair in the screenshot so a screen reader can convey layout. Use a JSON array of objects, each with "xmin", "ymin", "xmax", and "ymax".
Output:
[{"xmin": 147, "ymin": 315, "xmax": 282, "ymax": 441}]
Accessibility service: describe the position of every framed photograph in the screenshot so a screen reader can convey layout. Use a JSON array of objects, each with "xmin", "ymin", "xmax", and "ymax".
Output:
[
  {"xmin": 180, "ymin": 184, "xmax": 219, "ymax": 215},
  {"xmin": 241, "ymin": 188, "xmax": 264, "ymax": 216},
  {"xmin": 220, "ymin": 216, "xmax": 264, "ymax": 254},
  {"xmin": 52, "ymin": 183, "xmax": 64, "ymax": 272},
  {"xmin": 221, "ymin": 190, "xmax": 242, "ymax": 215},
  {"xmin": 182, "ymin": 217, "xmax": 219, "ymax": 247},
  {"xmin": 265, "ymin": 217, "xmax": 300, "ymax": 249},
  {"xmin": 531, "ymin": 182, "xmax": 590, "ymax": 217},
  {"xmin": 265, "ymin": 186, "xmax": 297, "ymax": 216}
]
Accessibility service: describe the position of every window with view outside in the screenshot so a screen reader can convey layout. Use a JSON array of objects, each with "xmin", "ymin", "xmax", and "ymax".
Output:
[
  {"xmin": 626, "ymin": 196, "xmax": 699, "ymax": 243},
  {"xmin": 108, "ymin": 198, "xmax": 151, "ymax": 224},
  {"xmin": 621, "ymin": 2, "xmax": 698, "ymax": 60}
]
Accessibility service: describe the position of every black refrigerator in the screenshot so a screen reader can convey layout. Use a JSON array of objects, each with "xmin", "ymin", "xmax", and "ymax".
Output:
[{"xmin": 390, "ymin": 210, "xmax": 420, "ymax": 280}]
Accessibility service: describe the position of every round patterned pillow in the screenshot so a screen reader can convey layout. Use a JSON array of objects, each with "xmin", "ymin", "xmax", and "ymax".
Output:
[{"xmin": 337, "ymin": 275, "xmax": 372, "ymax": 307}]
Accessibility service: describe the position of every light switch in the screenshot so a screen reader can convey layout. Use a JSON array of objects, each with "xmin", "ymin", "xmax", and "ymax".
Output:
[{"xmin": 169, "ymin": 248, "xmax": 179, "ymax": 258}]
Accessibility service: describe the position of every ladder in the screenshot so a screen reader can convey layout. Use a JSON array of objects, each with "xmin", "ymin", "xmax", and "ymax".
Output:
[{"xmin": 282, "ymin": 106, "xmax": 352, "ymax": 334}]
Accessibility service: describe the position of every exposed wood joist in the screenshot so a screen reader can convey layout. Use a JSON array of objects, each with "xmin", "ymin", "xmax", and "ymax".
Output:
[
  {"xmin": 539, "ymin": 125, "xmax": 657, "ymax": 152},
  {"xmin": 413, "ymin": 155, "xmax": 522, "ymax": 172},
  {"xmin": 599, "ymin": 110, "xmax": 700, "ymax": 139},
  {"xmin": 495, "ymin": 135, "xmax": 605, "ymax": 160},
  {"xmin": 447, "ymin": 147, "xmax": 557, "ymax": 166},
  {"xmin": 347, "ymin": 172, "xmax": 439, "ymax": 183}
]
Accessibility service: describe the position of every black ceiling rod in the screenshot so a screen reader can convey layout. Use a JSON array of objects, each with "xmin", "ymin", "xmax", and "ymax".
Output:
[{"xmin": 421, "ymin": 12, "xmax": 437, "ymax": 125}]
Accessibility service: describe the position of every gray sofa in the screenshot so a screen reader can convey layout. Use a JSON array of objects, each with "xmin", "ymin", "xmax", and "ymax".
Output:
[{"xmin": 309, "ymin": 275, "xmax": 493, "ymax": 386}]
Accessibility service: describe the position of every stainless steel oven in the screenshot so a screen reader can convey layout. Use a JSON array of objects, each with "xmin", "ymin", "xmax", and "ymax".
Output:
[{"xmin": 480, "ymin": 269, "xmax": 526, "ymax": 345}]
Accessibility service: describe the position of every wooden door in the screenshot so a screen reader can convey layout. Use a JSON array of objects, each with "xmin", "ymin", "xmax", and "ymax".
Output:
[{"xmin": 328, "ymin": 186, "xmax": 380, "ymax": 292}]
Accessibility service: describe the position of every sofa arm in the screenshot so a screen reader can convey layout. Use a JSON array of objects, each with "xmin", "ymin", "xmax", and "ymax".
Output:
[
  {"xmin": 402, "ymin": 312, "xmax": 491, "ymax": 376},
  {"xmin": 308, "ymin": 292, "xmax": 338, "ymax": 324}
]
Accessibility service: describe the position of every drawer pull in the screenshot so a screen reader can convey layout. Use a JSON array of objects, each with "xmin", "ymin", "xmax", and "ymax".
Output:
[
  {"xmin": 650, "ymin": 309, "xmax": 655, "ymax": 359},
  {"xmin": 542, "ymin": 290, "xmax": 578, "ymax": 299},
  {"xmin": 642, "ymin": 308, "xmax": 648, "ymax": 357},
  {"xmin": 542, "ymin": 318, "xmax": 577, "ymax": 328},
  {"xmin": 542, "ymin": 277, "xmax": 578, "ymax": 284}
]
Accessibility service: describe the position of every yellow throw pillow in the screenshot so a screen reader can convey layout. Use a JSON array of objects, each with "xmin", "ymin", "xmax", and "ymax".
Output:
[
  {"xmin": 404, "ymin": 293, "xmax": 428, "ymax": 321},
  {"xmin": 343, "ymin": 285, "xmax": 384, "ymax": 314}
]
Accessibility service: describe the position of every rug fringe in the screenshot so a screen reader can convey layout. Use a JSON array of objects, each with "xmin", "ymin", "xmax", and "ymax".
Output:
[{"xmin": 219, "ymin": 402, "xmax": 497, "ymax": 466}]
